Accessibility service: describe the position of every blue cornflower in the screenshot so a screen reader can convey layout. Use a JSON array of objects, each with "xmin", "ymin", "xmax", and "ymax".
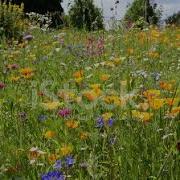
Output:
[
  {"xmin": 41, "ymin": 171, "xmax": 64, "ymax": 180},
  {"xmin": 96, "ymin": 117, "xmax": 114, "ymax": 128},
  {"xmin": 65, "ymin": 156, "xmax": 75, "ymax": 167},
  {"xmin": 54, "ymin": 160, "xmax": 62, "ymax": 169},
  {"xmin": 96, "ymin": 117, "xmax": 104, "ymax": 128},
  {"xmin": 108, "ymin": 118, "xmax": 114, "ymax": 127}
]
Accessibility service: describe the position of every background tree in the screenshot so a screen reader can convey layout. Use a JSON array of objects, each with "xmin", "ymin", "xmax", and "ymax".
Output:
[
  {"xmin": 9, "ymin": 0, "xmax": 64, "ymax": 14},
  {"xmin": 6, "ymin": 0, "xmax": 64, "ymax": 27},
  {"xmin": 69, "ymin": 0, "xmax": 104, "ymax": 31},
  {"xmin": 124, "ymin": 0, "xmax": 161, "ymax": 25},
  {"xmin": 165, "ymin": 11, "xmax": 180, "ymax": 26}
]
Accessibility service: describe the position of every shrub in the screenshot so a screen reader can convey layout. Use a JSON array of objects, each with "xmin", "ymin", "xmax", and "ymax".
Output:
[
  {"xmin": 26, "ymin": 12, "xmax": 52, "ymax": 30},
  {"xmin": 165, "ymin": 11, "xmax": 180, "ymax": 26},
  {"xmin": 11, "ymin": 0, "xmax": 64, "ymax": 14},
  {"xmin": 124, "ymin": 0, "xmax": 161, "ymax": 25},
  {"xmin": 11, "ymin": 0, "xmax": 64, "ymax": 28},
  {"xmin": 69, "ymin": 0, "xmax": 104, "ymax": 31},
  {"xmin": 0, "ymin": 1, "xmax": 26, "ymax": 40}
]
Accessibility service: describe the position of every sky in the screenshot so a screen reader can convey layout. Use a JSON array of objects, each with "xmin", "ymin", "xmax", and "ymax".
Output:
[{"xmin": 62, "ymin": 0, "xmax": 180, "ymax": 20}]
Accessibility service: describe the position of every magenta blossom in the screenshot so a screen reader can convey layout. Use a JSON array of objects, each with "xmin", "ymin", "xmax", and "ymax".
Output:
[
  {"xmin": 58, "ymin": 108, "xmax": 71, "ymax": 118},
  {"xmin": 11, "ymin": 64, "xmax": 19, "ymax": 70},
  {"xmin": 0, "ymin": 82, "xmax": 5, "ymax": 89}
]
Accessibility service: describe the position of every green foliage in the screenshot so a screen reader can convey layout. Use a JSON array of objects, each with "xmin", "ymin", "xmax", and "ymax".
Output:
[
  {"xmin": 69, "ymin": 0, "xmax": 104, "ymax": 31},
  {"xmin": 165, "ymin": 11, "xmax": 180, "ymax": 26},
  {"xmin": 124, "ymin": 0, "xmax": 161, "ymax": 25},
  {"xmin": 0, "ymin": 1, "xmax": 26, "ymax": 40},
  {"xmin": 11, "ymin": 0, "xmax": 64, "ymax": 14}
]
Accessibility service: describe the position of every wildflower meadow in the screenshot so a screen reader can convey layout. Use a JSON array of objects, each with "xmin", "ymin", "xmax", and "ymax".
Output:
[{"xmin": 0, "ymin": 25, "xmax": 180, "ymax": 179}]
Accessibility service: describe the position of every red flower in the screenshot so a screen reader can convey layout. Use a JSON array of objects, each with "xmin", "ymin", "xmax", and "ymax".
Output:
[{"xmin": 0, "ymin": 82, "xmax": 5, "ymax": 89}]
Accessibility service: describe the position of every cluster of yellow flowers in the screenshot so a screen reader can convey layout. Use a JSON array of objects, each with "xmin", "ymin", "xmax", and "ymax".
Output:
[
  {"xmin": 73, "ymin": 70, "xmax": 84, "ymax": 84},
  {"xmin": 41, "ymin": 101, "xmax": 62, "ymax": 110}
]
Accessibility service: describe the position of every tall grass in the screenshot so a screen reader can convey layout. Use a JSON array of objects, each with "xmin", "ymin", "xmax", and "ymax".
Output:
[{"xmin": 0, "ymin": 26, "xmax": 180, "ymax": 179}]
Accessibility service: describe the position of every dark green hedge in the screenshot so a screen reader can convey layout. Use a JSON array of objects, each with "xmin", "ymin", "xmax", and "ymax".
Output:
[{"xmin": 6, "ymin": 0, "xmax": 64, "ymax": 14}]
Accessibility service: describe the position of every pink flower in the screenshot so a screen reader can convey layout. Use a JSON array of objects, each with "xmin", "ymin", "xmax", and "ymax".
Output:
[
  {"xmin": 7, "ymin": 64, "xmax": 19, "ymax": 70},
  {"xmin": 11, "ymin": 64, "xmax": 19, "ymax": 69},
  {"xmin": 0, "ymin": 82, "xmax": 5, "ymax": 89},
  {"xmin": 58, "ymin": 108, "xmax": 71, "ymax": 118}
]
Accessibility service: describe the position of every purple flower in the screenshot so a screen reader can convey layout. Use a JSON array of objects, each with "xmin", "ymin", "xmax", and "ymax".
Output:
[
  {"xmin": 54, "ymin": 160, "xmax": 62, "ymax": 169},
  {"xmin": 65, "ymin": 156, "xmax": 75, "ymax": 167},
  {"xmin": 96, "ymin": 117, "xmax": 114, "ymax": 128},
  {"xmin": 0, "ymin": 82, "xmax": 5, "ymax": 89},
  {"xmin": 96, "ymin": 117, "xmax": 104, "ymax": 128},
  {"xmin": 11, "ymin": 64, "xmax": 19, "ymax": 69},
  {"xmin": 108, "ymin": 118, "xmax": 114, "ymax": 127},
  {"xmin": 41, "ymin": 171, "xmax": 64, "ymax": 180},
  {"xmin": 58, "ymin": 108, "xmax": 71, "ymax": 118},
  {"xmin": 7, "ymin": 64, "xmax": 19, "ymax": 70}
]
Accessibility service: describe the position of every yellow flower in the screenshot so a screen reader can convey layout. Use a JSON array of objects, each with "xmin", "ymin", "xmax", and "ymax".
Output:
[
  {"xmin": 90, "ymin": 84, "xmax": 102, "ymax": 96},
  {"xmin": 148, "ymin": 51, "xmax": 160, "ymax": 59},
  {"xmin": 58, "ymin": 91, "xmax": 75, "ymax": 101},
  {"xmin": 60, "ymin": 145, "xmax": 73, "ymax": 156},
  {"xmin": 167, "ymin": 106, "xmax": 180, "ymax": 117},
  {"xmin": 113, "ymin": 58, "xmax": 121, "ymax": 65},
  {"xmin": 48, "ymin": 154, "xmax": 58, "ymax": 164},
  {"xmin": 166, "ymin": 98, "xmax": 179, "ymax": 106},
  {"xmin": 19, "ymin": 67, "xmax": 34, "ymax": 79},
  {"xmin": 127, "ymin": 48, "xmax": 134, "ymax": 55},
  {"xmin": 104, "ymin": 61, "xmax": 115, "ymax": 67},
  {"xmin": 143, "ymin": 89, "xmax": 160, "ymax": 99},
  {"xmin": 149, "ymin": 98, "xmax": 165, "ymax": 110},
  {"xmin": 80, "ymin": 132, "xmax": 89, "ymax": 140},
  {"xmin": 103, "ymin": 95, "xmax": 121, "ymax": 106},
  {"xmin": 159, "ymin": 81, "xmax": 173, "ymax": 91},
  {"xmin": 75, "ymin": 77, "xmax": 83, "ymax": 84},
  {"xmin": 73, "ymin": 70, "xmax": 83, "ymax": 78},
  {"xmin": 132, "ymin": 110, "xmax": 153, "ymax": 122},
  {"xmin": 102, "ymin": 112, "xmax": 113, "ymax": 121},
  {"xmin": 10, "ymin": 76, "xmax": 20, "ymax": 82},
  {"xmin": 28, "ymin": 147, "xmax": 46, "ymax": 160},
  {"xmin": 137, "ymin": 102, "xmax": 149, "ymax": 111},
  {"xmin": 75, "ymin": 96, "xmax": 82, "ymax": 103},
  {"xmin": 104, "ymin": 96, "xmax": 114, "ymax": 104},
  {"xmin": 171, "ymin": 107, "xmax": 180, "ymax": 114},
  {"xmin": 90, "ymin": 84, "xmax": 101, "ymax": 89},
  {"xmin": 83, "ymin": 90, "xmax": 98, "ymax": 101},
  {"xmin": 100, "ymin": 74, "xmax": 110, "ymax": 81},
  {"xmin": 44, "ymin": 130, "xmax": 56, "ymax": 139},
  {"xmin": 41, "ymin": 101, "xmax": 62, "ymax": 110},
  {"xmin": 65, "ymin": 120, "xmax": 79, "ymax": 129},
  {"xmin": 150, "ymin": 29, "xmax": 160, "ymax": 39}
]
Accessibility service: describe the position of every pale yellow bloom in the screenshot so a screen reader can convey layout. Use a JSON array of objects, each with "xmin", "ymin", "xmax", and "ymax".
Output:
[{"xmin": 41, "ymin": 101, "xmax": 62, "ymax": 110}]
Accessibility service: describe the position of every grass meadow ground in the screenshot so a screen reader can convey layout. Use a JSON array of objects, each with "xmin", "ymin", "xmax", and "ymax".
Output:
[{"xmin": 0, "ymin": 26, "xmax": 180, "ymax": 179}]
